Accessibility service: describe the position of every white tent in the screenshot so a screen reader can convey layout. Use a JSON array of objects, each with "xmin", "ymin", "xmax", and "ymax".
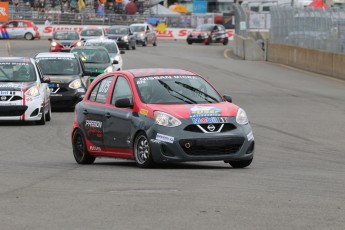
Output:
[{"xmin": 150, "ymin": 4, "xmax": 180, "ymax": 15}]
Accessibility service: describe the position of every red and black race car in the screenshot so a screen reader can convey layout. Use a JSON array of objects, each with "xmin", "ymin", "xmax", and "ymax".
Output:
[
  {"xmin": 48, "ymin": 30, "xmax": 83, "ymax": 52},
  {"xmin": 186, "ymin": 24, "xmax": 228, "ymax": 45},
  {"xmin": 71, "ymin": 68, "xmax": 254, "ymax": 168}
]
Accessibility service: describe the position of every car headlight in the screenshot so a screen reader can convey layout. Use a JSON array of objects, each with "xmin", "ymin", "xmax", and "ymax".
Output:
[
  {"xmin": 114, "ymin": 55, "xmax": 121, "ymax": 62},
  {"xmin": 51, "ymin": 41, "xmax": 57, "ymax": 47},
  {"xmin": 104, "ymin": 66, "xmax": 113, "ymax": 73},
  {"xmin": 154, "ymin": 111, "xmax": 181, "ymax": 127},
  {"xmin": 140, "ymin": 32, "xmax": 145, "ymax": 37},
  {"xmin": 76, "ymin": 41, "xmax": 82, "ymax": 46},
  {"xmin": 69, "ymin": 79, "xmax": 82, "ymax": 89},
  {"xmin": 123, "ymin": 35, "xmax": 128, "ymax": 41},
  {"xmin": 236, "ymin": 108, "xmax": 248, "ymax": 125},
  {"xmin": 25, "ymin": 85, "xmax": 40, "ymax": 97}
]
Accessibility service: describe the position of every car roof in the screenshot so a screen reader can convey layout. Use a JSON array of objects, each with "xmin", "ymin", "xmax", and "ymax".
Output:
[
  {"xmin": 130, "ymin": 23, "xmax": 149, "ymax": 26},
  {"xmin": 125, "ymin": 68, "xmax": 198, "ymax": 78},
  {"xmin": 110, "ymin": 25, "xmax": 129, "ymax": 28},
  {"xmin": 0, "ymin": 57, "xmax": 34, "ymax": 63},
  {"xmin": 35, "ymin": 52, "xmax": 77, "ymax": 58},
  {"xmin": 82, "ymin": 27, "xmax": 103, "ymax": 30},
  {"xmin": 54, "ymin": 30, "xmax": 78, "ymax": 34},
  {"xmin": 71, "ymin": 46, "xmax": 108, "ymax": 51},
  {"xmin": 85, "ymin": 38, "xmax": 116, "ymax": 44}
]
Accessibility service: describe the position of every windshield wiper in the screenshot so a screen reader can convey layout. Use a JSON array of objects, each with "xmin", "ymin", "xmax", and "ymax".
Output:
[
  {"xmin": 174, "ymin": 81, "xmax": 218, "ymax": 103},
  {"xmin": 158, "ymin": 80, "xmax": 196, "ymax": 104}
]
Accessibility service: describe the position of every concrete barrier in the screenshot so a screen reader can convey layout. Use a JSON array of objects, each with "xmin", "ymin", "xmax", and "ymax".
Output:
[
  {"xmin": 267, "ymin": 43, "xmax": 345, "ymax": 81},
  {"xmin": 233, "ymin": 34, "xmax": 265, "ymax": 61}
]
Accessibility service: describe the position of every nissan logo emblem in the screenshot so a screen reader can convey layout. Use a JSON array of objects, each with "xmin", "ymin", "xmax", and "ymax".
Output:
[
  {"xmin": 0, "ymin": 96, "xmax": 6, "ymax": 101},
  {"xmin": 207, "ymin": 124, "xmax": 216, "ymax": 132}
]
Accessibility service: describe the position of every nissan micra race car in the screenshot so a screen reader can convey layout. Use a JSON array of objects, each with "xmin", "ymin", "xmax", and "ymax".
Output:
[
  {"xmin": 71, "ymin": 68, "xmax": 254, "ymax": 168},
  {"xmin": 0, "ymin": 57, "xmax": 51, "ymax": 125}
]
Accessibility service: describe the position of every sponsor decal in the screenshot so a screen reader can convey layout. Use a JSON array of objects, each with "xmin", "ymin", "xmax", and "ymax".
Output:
[
  {"xmin": 0, "ymin": 2, "xmax": 9, "ymax": 22},
  {"xmin": 139, "ymin": 109, "xmax": 148, "ymax": 116},
  {"xmin": 0, "ymin": 96, "xmax": 6, "ymax": 101},
  {"xmin": 85, "ymin": 120, "xmax": 102, "ymax": 128},
  {"xmin": 156, "ymin": 133, "xmax": 174, "ymax": 144},
  {"xmin": 150, "ymin": 139, "xmax": 161, "ymax": 144},
  {"xmin": 0, "ymin": 83, "xmax": 24, "ymax": 89},
  {"xmin": 89, "ymin": 146, "xmax": 101, "ymax": 151},
  {"xmin": 35, "ymin": 57, "xmax": 74, "ymax": 62},
  {"xmin": 0, "ymin": 91, "xmax": 12, "ymax": 95},
  {"xmin": 190, "ymin": 106, "xmax": 221, "ymax": 118},
  {"xmin": 136, "ymin": 75, "xmax": 197, "ymax": 84},
  {"xmin": 84, "ymin": 119, "xmax": 103, "ymax": 140},
  {"xmin": 247, "ymin": 131, "xmax": 254, "ymax": 141},
  {"xmin": 192, "ymin": 116, "xmax": 228, "ymax": 124}
]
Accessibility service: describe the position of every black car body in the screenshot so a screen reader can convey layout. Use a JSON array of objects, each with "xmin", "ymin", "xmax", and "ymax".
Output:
[
  {"xmin": 34, "ymin": 52, "xmax": 90, "ymax": 108},
  {"xmin": 71, "ymin": 68, "xmax": 254, "ymax": 168},
  {"xmin": 107, "ymin": 25, "xmax": 136, "ymax": 50}
]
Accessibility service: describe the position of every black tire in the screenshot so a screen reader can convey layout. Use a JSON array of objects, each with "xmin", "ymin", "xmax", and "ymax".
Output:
[
  {"xmin": 126, "ymin": 45, "xmax": 130, "ymax": 50},
  {"xmin": 223, "ymin": 38, "xmax": 229, "ymax": 45},
  {"xmin": 228, "ymin": 158, "xmax": 253, "ymax": 168},
  {"xmin": 205, "ymin": 37, "xmax": 211, "ymax": 45},
  {"xmin": 187, "ymin": 40, "xmax": 192, "ymax": 45},
  {"xmin": 36, "ymin": 107, "xmax": 46, "ymax": 125},
  {"xmin": 142, "ymin": 39, "xmax": 147, "ymax": 47},
  {"xmin": 45, "ymin": 103, "xmax": 51, "ymax": 121},
  {"xmin": 24, "ymin": 32, "xmax": 33, "ymax": 40},
  {"xmin": 131, "ymin": 44, "xmax": 136, "ymax": 50},
  {"xmin": 72, "ymin": 129, "xmax": 95, "ymax": 164},
  {"xmin": 153, "ymin": 40, "xmax": 157, "ymax": 46},
  {"xmin": 134, "ymin": 132, "xmax": 155, "ymax": 168}
]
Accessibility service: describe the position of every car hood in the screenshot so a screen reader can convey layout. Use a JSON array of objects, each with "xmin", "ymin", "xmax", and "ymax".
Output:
[
  {"xmin": 191, "ymin": 31, "xmax": 208, "ymax": 36},
  {"xmin": 43, "ymin": 75, "xmax": 80, "ymax": 84},
  {"xmin": 107, "ymin": 34, "xmax": 125, "ymax": 39},
  {"xmin": 146, "ymin": 102, "xmax": 239, "ymax": 119},
  {"xmin": 0, "ymin": 82, "xmax": 37, "ymax": 91},
  {"xmin": 54, "ymin": 39, "xmax": 78, "ymax": 44}
]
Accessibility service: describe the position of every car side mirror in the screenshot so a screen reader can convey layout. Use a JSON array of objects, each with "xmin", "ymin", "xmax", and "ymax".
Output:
[
  {"xmin": 115, "ymin": 98, "xmax": 133, "ymax": 108},
  {"xmin": 223, "ymin": 94, "xmax": 232, "ymax": 103},
  {"xmin": 42, "ymin": 76, "xmax": 51, "ymax": 83},
  {"xmin": 120, "ymin": 50, "xmax": 125, "ymax": 54},
  {"xmin": 113, "ymin": 60, "xmax": 119, "ymax": 65}
]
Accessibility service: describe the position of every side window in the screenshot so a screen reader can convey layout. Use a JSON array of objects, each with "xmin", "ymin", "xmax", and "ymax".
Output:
[
  {"xmin": 89, "ymin": 77, "xmax": 114, "ymax": 103},
  {"xmin": 111, "ymin": 76, "xmax": 132, "ymax": 105}
]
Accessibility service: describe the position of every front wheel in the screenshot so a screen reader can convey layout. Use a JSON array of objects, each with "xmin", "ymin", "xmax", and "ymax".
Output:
[
  {"xmin": 134, "ymin": 132, "xmax": 155, "ymax": 168},
  {"xmin": 223, "ymin": 38, "xmax": 229, "ymax": 45},
  {"xmin": 24, "ymin": 32, "xmax": 33, "ymax": 40},
  {"xmin": 142, "ymin": 39, "xmax": 147, "ymax": 47},
  {"xmin": 36, "ymin": 107, "xmax": 46, "ymax": 125},
  {"xmin": 153, "ymin": 40, "xmax": 157, "ymax": 46},
  {"xmin": 45, "ymin": 103, "xmax": 52, "ymax": 121},
  {"xmin": 228, "ymin": 158, "xmax": 253, "ymax": 168},
  {"xmin": 72, "ymin": 129, "xmax": 95, "ymax": 164}
]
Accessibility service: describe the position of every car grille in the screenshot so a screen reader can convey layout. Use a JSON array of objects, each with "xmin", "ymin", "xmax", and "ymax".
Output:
[
  {"xmin": 0, "ymin": 105, "xmax": 28, "ymax": 116},
  {"xmin": 184, "ymin": 123, "xmax": 236, "ymax": 133},
  {"xmin": 61, "ymin": 42, "xmax": 72, "ymax": 48},
  {"xmin": 179, "ymin": 137, "xmax": 244, "ymax": 155},
  {"xmin": 0, "ymin": 95, "xmax": 22, "ymax": 102}
]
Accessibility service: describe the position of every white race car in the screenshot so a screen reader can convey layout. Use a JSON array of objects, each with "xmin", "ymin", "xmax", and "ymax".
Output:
[{"xmin": 0, "ymin": 57, "xmax": 51, "ymax": 125}]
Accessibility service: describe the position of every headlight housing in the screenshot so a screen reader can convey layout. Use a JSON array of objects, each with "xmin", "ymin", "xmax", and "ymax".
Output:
[
  {"xmin": 154, "ymin": 111, "xmax": 181, "ymax": 127},
  {"xmin": 104, "ymin": 66, "xmax": 113, "ymax": 73},
  {"xmin": 114, "ymin": 55, "xmax": 121, "ymax": 62},
  {"xmin": 69, "ymin": 79, "xmax": 82, "ymax": 89},
  {"xmin": 76, "ymin": 41, "xmax": 82, "ymax": 46},
  {"xmin": 123, "ymin": 35, "xmax": 128, "ymax": 41},
  {"xmin": 140, "ymin": 32, "xmax": 145, "ymax": 37},
  {"xmin": 51, "ymin": 41, "xmax": 57, "ymax": 47},
  {"xmin": 25, "ymin": 86, "xmax": 40, "ymax": 97},
  {"xmin": 236, "ymin": 108, "xmax": 249, "ymax": 125}
]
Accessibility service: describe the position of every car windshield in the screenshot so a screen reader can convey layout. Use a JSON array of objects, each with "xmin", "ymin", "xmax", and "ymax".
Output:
[
  {"xmin": 53, "ymin": 31, "xmax": 79, "ymax": 40},
  {"xmin": 0, "ymin": 62, "xmax": 36, "ymax": 82},
  {"xmin": 35, "ymin": 57, "xmax": 80, "ymax": 75},
  {"xmin": 84, "ymin": 42, "xmax": 119, "ymax": 53},
  {"xmin": 80, "ymin": 29, "xmax": 102, "ymax": 36},
  {"xmin": 108, "ymin": 27, "xmax": 128, "ymax": 34},
  {"xmin": 130, "ymin": 25, "xmax": 145, "ymax": 32},
  {"xmin": 72, "ymin": 49, "xmax": 110, "ymax": 64},
  {"xmin": 135, "ymin": 75, "xmax": 222, "ymax": 104},
  {"xmin": 196, "ymin": 24, "xmax": 214, "ymax": 32}
]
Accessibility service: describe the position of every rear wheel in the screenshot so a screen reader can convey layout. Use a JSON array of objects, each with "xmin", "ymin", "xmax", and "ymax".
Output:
[
  {"xmin": 134, "ymin": 132, "xmax": 155, "ymax": 168},
  {"xmin": 24, "ymin": 32, "xmax": 33, "ymax": 40},
  {"xmin": 228, "ymin": 158, "xmax": 253, "ymax": 168},
  {"xmin": 153, "ymin": 40, "xmax": 157, "ymax": 46},
  {"xmin": 187, "ymin": 40, "xmax": 192, "ymax": 45},
  {"xmin": 223, "ymin": 38, "xmax": 229, "ymax": 45},
  {"xmin": 72, "ymin": 129, "xmax": 95, "ymax": 164}
]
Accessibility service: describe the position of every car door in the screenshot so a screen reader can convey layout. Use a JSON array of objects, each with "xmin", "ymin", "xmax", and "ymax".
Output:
[
  {"xmin": 80, "ymin": 76, "xmax": 114, "ymax": 148},
  {"xmin": 4, "ymin": 21, "xmax": 18, "ymax": 38},
  {"xmin": 103, "ymin": 75, "xmax": 133, "ymax": 150}
]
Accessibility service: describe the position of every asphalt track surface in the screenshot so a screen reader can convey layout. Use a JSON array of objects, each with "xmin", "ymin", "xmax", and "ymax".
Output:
[{"xmin": 0, "ymin": 39, "xmax": 344, "ymax": 230}]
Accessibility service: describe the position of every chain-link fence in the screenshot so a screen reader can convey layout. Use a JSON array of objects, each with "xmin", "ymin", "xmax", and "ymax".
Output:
[{"xmin": 270, "ymin": 6, "xmax": 345, "ymax": 54}]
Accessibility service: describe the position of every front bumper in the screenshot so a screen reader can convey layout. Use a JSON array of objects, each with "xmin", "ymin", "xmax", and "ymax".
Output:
[
  {"xmin": 116, "ymin": 40, "xmax": 130, "ymax": 48},
  {"xmin": 0, "ymin": 97, "xmax": 44, "ymax": 121},
  {"xmin": 187, "ymin": 36, "xmax": 208, "ymax": 43},
  {"xmin": 50, "ymin": 89, "xmax": 84, "ymax": 108},
  {"xmin": 147, "ymin": 119, "xmax": 255, "ymax": 163}
]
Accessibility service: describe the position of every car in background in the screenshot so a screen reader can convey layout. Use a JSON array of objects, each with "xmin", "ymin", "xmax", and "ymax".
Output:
[
  {"xmin": 0, "ymin": 20, "xmax": 40, "ymax": 40},
  {"xmin": 48, "ymin": 30, "xmax": 83, "ymax": 52},
  {"xmin": 34, "ymin": 52, "xmax": 91, "ymax": 109},
  {"xmin": 0, "ymin": 57, "xmax": 51, "ymax": 125},
  {"xmin": 107, "ymin": 25, "xmax": 136, "ymax": 50},
  {"xmin": 70, "ymin": 46, "xmax": 117, "ymax": 82},
  {"xmin": 79, "ymin": 26, "xmax": 106, "ymax": 41},
  {"xmin": 84, "ymin": 38, "xmax": 124, "ymax": 71},
  {"xmin": 186, "ymin": 24, "xmax": 228, "ymax": 45},
  {"xmin": 71, "ymin": 68, "xmax": 255, "ymax": 168},
  {"xmin": 129, "ymin": 23, "xmax": 157, "ymax": 47}
]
